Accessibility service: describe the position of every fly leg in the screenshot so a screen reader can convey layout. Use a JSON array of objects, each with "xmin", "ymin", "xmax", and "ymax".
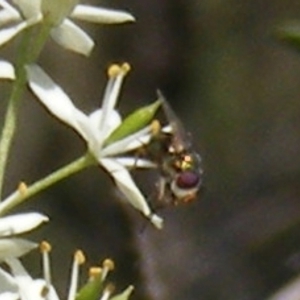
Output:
[
  {"xmin": 156, "ymin": 176, "xmax": 173, "ymax": 205},
  {"xmin": 157, "ymin": 176, "xmax": 166, "ymax": 201}
]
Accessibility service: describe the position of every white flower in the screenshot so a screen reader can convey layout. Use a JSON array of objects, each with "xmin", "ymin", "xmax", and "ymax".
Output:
[
  {"xmin": 0, "ymin": 243, "xmax": 134, "ymax": 300},
  {"xmin": 0, "ymin": 59, "xmax": 15, "ymax": 79},
  {"xmin": 0, "ymin": 212, "xmax": 48, "ymax": 261},
  {"xmin": 25, "ymin": 63, "xmax": 163, "ymax": 229},
  {"xmin": 0, "ymin": 257, "xmax": 59, "ymax": 300},
  {"xmin": 0, "ymin": 0, "xmax": 135, "ymax": 55}
]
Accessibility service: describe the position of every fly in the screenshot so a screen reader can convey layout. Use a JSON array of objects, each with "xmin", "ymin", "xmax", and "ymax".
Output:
[{"xmin": 145, "ymin": 90, "xmax": 203, "ymax": 206}]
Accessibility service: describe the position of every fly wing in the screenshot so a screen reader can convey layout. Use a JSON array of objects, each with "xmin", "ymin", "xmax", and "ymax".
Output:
[{"xmin": 156, "ymin": 90, "xmax": 191, "ymax": 152}]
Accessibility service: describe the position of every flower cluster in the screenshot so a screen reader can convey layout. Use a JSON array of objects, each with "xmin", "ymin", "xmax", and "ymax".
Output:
[
  {"xmin": 0, "ymin": 0, "xmax": 163, "ymax": 229},
  {"xmin": 0, "ymin": 1, "xmax": 164, "ymax": 299},
  {"xmin": 26, "ymin": 62, "xmax": 163, "ymax": 229},
  {"xmin": 0, "ymin": 241, "xmax": 133, "ymax": 300},
  {"xmin": 0, "ymin": 0, "xmax": 134, "ymax": 55},
  {"xmin": 0, "ymin": 212, "xmax": 48, "ymax": 261}
]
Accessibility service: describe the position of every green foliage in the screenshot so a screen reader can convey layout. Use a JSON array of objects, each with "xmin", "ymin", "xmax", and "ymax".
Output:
[
  {"xmin": 276, "ymin": 21, "xmax": 300, "ymax": 52},
  {"xmin": 76, "ymin": 273, "xmax": 103, "ymax": 300},
  {"xmin": 110, "ymin": 286, "xmax": 134, "ymax": 300},
  {"xmin": 75, "ymin": 273, "xmax": 133, "ymax": 300},
  {"xmin": 104, "ymin": 100, "xmax": 161, "ymax": 146}
]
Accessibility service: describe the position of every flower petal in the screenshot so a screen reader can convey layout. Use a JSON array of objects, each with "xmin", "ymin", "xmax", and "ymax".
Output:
[
  {"xmin": 71, "ymin": 5, "xmax": 135, "ymax": 24},
  {"xmin": 0, "ymin": 0, "xmax": 21, "ymax": 27},
  {"xmin": 41, "ymin": 0, "xmax": 78, "ymax": 25},
  {"xmin": 85, "ymin": 109, "xmax": 121, "ymax": 156},
  {"xmin": 100, "ymin": 158, "xmax": 163, "ymax": 229},
  {"xmin": 89, "ymin": 108, "xmax": 121, "ymax": 141},
  {"xmin": 97, "ymin": 64, "xmax": 129, "ymax": 146},
  {"xmin": 100, "ymin": 158, "xmax": 150, "ymax": 214},
  {"xmin": 0, "ymin": 238, "xmax": 37, "ymax": 261},
  {"xmin": 0, "ymin": 60, "xmax": 15, "ymax": 79},
  {"xmin": 0, "ymin": 20, "xmax": 28, "ymax": 47},
  {"xmin": 0, "ymin": 213, "xmax": 48, "ymax": 236},
  {"xmin": 0, "ymin": 14, "xmax": 41, "ymax": 47},
  {"xmin": 0, "ymin": 293, "xmax": 19, "ymax": 300},
  {"xmin": 0, "ymin": 267, "xmax": 18, "ymax": 294},
  {"xmin": 11, "ymin": 0, "xmax": 40, "ymax": 19},
  {"xmin": 113, "ymin": 157, "xmax": 156, "ymax": 168},
  {"xmin": 101, "ymin": 125, "xmax": 152, "ymax": 157},
  {"xmin": 51, "ymin": 19, "xmax": 94, "ymax": 56},
  {"xmin": 26, "ymin": 64, "xmax": 92, "ymax": 142},
  {"xmin": 4, "ymin": 258, "xmax": 59, "ymax": 300}
]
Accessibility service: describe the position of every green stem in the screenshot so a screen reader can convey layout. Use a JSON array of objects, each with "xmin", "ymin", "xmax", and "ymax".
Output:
[
  {"xmin": 0, "ymin": 24, "xmax": 52, "ymax": 198},
  {"xmin": 0, "ymin": 61, "xmax": 27, "ymax": 199},
  {"xmin": 0, "ymin": 153, "xmax": 96, "ymax": 216}
]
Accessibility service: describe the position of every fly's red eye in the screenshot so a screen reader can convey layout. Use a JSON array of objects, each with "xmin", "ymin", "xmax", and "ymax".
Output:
[{"xmin": 176, "ymin": 171, "xmax": 201, "ymax": 189}]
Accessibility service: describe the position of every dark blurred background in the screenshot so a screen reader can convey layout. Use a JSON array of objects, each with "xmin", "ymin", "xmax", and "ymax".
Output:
[{"xmin": 2, "ymin": 0, "xmax": 300, "ymax": 299}]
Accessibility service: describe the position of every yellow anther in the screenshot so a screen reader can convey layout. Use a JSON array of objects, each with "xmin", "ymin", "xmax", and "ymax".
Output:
[
  {"xmin": 18, "ymin": 181, "xmax": 28, "ymax": 196},
  {"xmin": 102, "ymin": 258, "xmax": 115, "ymax": 271},
  {"xmin": 121, "ymin": 62, "xmax": 131, "ymax": 73},
  {"xmin": 108, "ymin": 63, "xmax": 131, "ymax": 78},
  {"xmin": 151, "ymin": 119, "xmax": 161, "ymax": 136},
  {"xmin": 107, "ymin": 64, "xmax": 121, "ymax": 78},
  {"xmin": 40, "ymin": 241, "xmax": 52, "ymax": 253},
  {"xmin": 74, "ymin": 250, "xmax": 86, "ymax": 265},
  {"xmin": 89, "ymin": 267, "xmax": 102, "ymax": 280},
  {"xmin": 40, "ymin": 285, "xmax": 49, "ymax": 298}
]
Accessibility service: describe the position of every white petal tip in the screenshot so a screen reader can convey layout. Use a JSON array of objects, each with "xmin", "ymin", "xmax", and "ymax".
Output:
[
  {"xmin": 71, "ymin": 6, "xmax": 135, "ymax": 24},
  {"xmin": 40, "ymin": 215, "xmax": 50, "ymax": 222},
  {"xmin": 0, "ymin": 61, "xmax": 15, "ymax": 79},
  {"xmin": 123, "ymin": 13, "xmax": 135, "ymax": 22},
  {"xmin": 50, "ymin": 20, "xmax": 95, "ymax": 56},
  {"xmin": 150, "ymin": 214, "xmax": 164, "ymax": 229},
  {"xmin": 112, "ymin": 12, "xmax": 135, "ymax": 23},
  {"xmin": 28, "ymin": 212, "xmax": 49, "ymax": 223}
]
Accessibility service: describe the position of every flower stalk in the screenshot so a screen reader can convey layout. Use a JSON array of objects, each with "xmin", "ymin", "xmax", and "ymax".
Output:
[
  {"xmin": 0, "ymin": 23, "xmax": 52, "ymax": 198},
  {"xmin": 0, "ymin": 152, "xmax": 96, "ymax": 216}
]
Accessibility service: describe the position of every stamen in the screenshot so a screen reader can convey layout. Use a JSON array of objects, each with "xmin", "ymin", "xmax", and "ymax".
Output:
[
  {"xmin": 75, "ymin": 250, "xmax": 86, "ymax": 265},
  {"xmin": 107, "ymin": 63, "xmax": 131, "ymax": 79},
  {"xmin": 107, "ymin": 64, "xmax": 122, "ymax": 78},
  {"xmin": 67, "ymin": 250, "xmax": 86, "ymax": 300},
  {"xmin": 40, "ymin": 241, "xmax": 52, "ymax": 296},
  {"xmin": 100, "ymin": 283, "xmax": 115, "ymax": 300},
  {"xmin": 18, "ymin": 181, "xmax": 28, "ymax": 196},
  {"xmin": 89, "ymin": 267, "xmax": 102, "ymax": 280},
  {"xmin": 151, "ymin": 120, "xmax": 161, "ymax": 136},
  {"xmin": 121, "ymin": 62, "xmax": 131, "ymax": 74},
  {"xmin": 98, "ymin": 63, "xmax": 130, "ymax": 147},
  {"xmin": 40, "ymin": 285, "xmax": 50, "ymax": 299},
  {"xmin": 101, "ymin": 258, "xmax": 115, "ymax": 281},
  {"xmin": 40, "ymin": 241, "xmax": 52, "ymax": 252}
]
